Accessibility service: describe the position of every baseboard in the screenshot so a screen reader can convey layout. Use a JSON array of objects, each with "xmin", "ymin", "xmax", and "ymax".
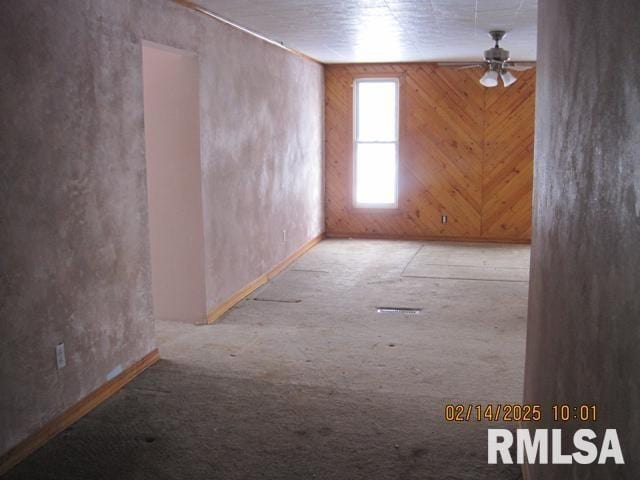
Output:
[
  {"xmin": 266, "ymin": 233, "xmax": 324, "ymax": 279},
  {"xmin": 206, "ymin": 274, "xmax": 269, "ymax": 324},
  {"xmin": 325, "ymin": 231, "xmax": 531, "ymax": 245},
  {"xmin": 207, "ymin": 233, "xmax": 324, "ymax": 324},
  {"xmin": 0, "ymin": 348, "xmax": 160, "ymax": 476}
]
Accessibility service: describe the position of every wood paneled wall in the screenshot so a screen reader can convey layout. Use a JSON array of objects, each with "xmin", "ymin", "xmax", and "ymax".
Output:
[{"xmin": 324, "ymin": 63, "xmax": 535, "ymax": 242}]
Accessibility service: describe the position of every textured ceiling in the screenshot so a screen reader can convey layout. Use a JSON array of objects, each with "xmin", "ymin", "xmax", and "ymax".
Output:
[{"xmin": 195, "ymin": 0, "xmax": 538, "ymax": 63}]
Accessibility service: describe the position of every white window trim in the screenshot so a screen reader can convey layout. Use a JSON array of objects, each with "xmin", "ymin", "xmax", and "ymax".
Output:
[{"xmin": 352, "ymin": 77, "xmax": 400, "ymax": 209}]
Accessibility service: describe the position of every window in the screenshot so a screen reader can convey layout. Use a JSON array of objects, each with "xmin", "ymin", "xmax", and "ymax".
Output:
[{"xmin": 353, "ymin": 78, "xmax": 399, "ymax": 208}]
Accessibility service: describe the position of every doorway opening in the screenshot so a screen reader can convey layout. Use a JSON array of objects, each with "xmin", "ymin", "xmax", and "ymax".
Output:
[{"xmin": 142, "ymin": 41, "xmax": 207, "ymax": 324}]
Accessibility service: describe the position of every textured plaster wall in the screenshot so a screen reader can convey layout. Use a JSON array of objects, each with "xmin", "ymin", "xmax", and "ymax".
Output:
[
  {"xmin": 523, "ymin": 0, "xmax": 640, "ymax": 478},
  {"xmin": 197, "ymin": 23, "xmax": 324, "ymax": 309},
  {"xmin": 0, "ymin": 0, "xmax": 323, "ymax": 456}
]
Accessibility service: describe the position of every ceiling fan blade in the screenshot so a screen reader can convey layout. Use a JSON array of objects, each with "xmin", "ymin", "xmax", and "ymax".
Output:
[
  {"xmin": 437, "ymin": 62, "xmax": 486, "ymax": 68},
  {"xmin": 504, "ymin": 61, "xmax": 536, "ymax": 70},
  {"xmin": 455, "ymin": 64, "xmax": 486, "ymax": 70},
  {"xmin": 507, "ymin": 65, "xmax": 534, "ymax": 71}
]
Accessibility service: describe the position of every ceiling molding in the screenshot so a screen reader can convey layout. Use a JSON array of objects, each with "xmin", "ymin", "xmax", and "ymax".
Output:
[{"xmin": 172, "ymin": 0, "xmax": 322, "ymax": 64}]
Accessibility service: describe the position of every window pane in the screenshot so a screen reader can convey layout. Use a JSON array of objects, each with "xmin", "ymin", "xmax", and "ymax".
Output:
[
  {"xmin": 357, "ymin": 81, "xmax": 397, "ymax": 142},
  {"xmin": 355, "ymin": 143, "xmax": 397, "ymax": 205}
]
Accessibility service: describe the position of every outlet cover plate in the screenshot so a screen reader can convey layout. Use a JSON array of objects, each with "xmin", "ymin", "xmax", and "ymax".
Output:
[{"xmin": 56, "ymin": 343, "xmax": 66, "ymax": 369}]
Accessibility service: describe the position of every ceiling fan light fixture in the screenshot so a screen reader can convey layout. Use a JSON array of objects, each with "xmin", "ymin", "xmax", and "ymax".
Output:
[
  {"xmin": 479, "ymin": 69, "xmax": 499, "ymax": 87},
  {"xmin": 500, "ymin": 70, "xmax": 518, "ymax": 87}
]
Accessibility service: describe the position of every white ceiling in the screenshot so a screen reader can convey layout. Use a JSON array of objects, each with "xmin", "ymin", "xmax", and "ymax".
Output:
[{"xmin": 196, "ymin": 0, "xmax": 538, "ymax": 63}]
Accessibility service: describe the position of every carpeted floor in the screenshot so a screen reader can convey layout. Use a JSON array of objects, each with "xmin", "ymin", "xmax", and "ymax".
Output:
[{"xmin": 4, "ymin": 239, "xmax": 529, "ymax": 480}]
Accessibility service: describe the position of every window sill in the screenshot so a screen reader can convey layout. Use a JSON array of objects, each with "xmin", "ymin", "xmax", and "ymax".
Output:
[{"xmin": 349, "ymin": 206, "xmax": 405, "ymax": 215}]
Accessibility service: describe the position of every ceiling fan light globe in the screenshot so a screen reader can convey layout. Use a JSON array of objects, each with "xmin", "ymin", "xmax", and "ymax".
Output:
[
  {"xmin": 479, "ymin": 70, "xmax": 499, "ymax": 87},
  {"xmin": 500, "ymin": 70, "xmax": 518, "ymax": 87}
]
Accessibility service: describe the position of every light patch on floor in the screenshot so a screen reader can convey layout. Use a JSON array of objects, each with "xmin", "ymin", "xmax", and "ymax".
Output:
[{"xmin": 402, "ymin": 242, "xmax": 530, "ymax": 282}]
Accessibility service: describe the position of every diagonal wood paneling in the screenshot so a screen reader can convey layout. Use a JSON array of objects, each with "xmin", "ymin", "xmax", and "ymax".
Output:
[
  {"xmin": 483, "ymin": 69, "xmax": 536, "ymax": 240},
  {"xmin": 324, "ymin": 63, "xmax": 535, "ymax": 242}
]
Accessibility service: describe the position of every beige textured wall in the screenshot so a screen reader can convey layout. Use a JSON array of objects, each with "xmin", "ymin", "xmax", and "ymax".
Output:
[
  {"xmin": 524, "ymin": 0, "xmax": 640, "ymax": 478},
  {"xmin": 0, "ymin": 0, "xmax": 324, "ymax": 455},
  {"xmin": 196, "ymin": 24, "xmax": 324, "ymax": 310}
]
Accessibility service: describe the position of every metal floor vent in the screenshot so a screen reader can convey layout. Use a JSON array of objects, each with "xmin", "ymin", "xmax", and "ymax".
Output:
[{"xmin": 377, "ymin": 307, "xmax": 422, "ymax": 315}]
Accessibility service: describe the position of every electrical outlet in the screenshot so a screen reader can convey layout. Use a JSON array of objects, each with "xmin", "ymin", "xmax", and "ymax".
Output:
[
  {"xmin": 441, "ymin": 215, "xmax": 448, "ymax": 224},
  {"xmin": 56, "ymin": 343, "xmax": 66, "ymax": 369}
]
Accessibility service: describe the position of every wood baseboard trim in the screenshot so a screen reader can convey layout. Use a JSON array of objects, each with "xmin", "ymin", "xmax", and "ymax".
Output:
[
  {"xmin": 325, "ymin": 231, "xmax": 531, "ymax": 245},
  {"xmin": 266, "ymin": 234, "xmax": 324, "ymax": 280},
  {"xmin": 0, "ymin": 348, "xmax": 160, "ymax": 476},
  {"xmin": 207, "ymin": 233, "xmax": 324, "ymax": 324},
  {"xmin": 206, "ymin": 274, "xmax": 269, "ymax": 324}
]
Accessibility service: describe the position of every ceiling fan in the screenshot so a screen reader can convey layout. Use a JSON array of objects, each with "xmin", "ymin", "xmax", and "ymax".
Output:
[{"xmin": 439, "ymin": 30, "xmax": 535, "ymax": 88}]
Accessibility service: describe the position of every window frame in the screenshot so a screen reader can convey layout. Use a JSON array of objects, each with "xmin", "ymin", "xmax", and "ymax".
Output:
[{"xmin": 352, "ymin": 77, "xmax": 400, "ymax": 210}]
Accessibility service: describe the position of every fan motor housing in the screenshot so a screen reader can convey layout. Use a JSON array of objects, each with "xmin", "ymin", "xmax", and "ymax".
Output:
[{"xmin": 484, "ymin": 47, "xmax": 510, "ymax": 63}]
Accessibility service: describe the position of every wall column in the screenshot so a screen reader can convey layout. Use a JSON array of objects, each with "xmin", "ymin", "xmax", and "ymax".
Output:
[{"xmin": 524, "ymin": 0, "xmax": 640, "ymax": 478}]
